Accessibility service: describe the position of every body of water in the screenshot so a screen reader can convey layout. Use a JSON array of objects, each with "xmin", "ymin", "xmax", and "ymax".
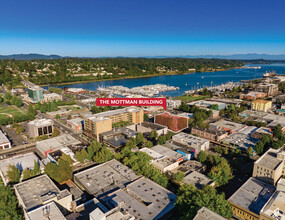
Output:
[{"xmin": 43, "ymin": 64, "xmax": 285, "ymax": 97}]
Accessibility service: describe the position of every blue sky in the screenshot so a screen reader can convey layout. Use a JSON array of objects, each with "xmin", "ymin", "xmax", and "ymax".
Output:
[{"xmin": 1, "ymin": 0, "xmax": 285, "ymax": 57}]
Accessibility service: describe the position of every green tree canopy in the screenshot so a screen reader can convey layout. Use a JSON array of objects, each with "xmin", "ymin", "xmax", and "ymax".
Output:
[
  {"xmin": 7, "ymin": 165, "xmax": 20, "ymax": 184},
  {"xmin": 173, "ymin": 171, "xmax": 185, "ymax": 182},
  {"xmin": 176, "ymin": 184, "xmax": 233, "ymax": 219}
]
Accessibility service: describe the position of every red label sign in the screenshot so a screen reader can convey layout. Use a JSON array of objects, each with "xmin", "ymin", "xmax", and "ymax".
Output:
[{"xmin": 96, "ymin": 98, "xmax": 167, "ymax": 110}]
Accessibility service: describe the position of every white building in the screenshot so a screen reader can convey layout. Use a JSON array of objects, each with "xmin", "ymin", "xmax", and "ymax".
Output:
[{"xmin": 0, "ymin": 130, "xmax": 11, "ymax": 150}]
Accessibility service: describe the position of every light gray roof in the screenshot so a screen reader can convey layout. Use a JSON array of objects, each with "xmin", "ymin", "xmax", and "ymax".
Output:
[
  {"xmin": 261, "ymin": 191, "xmax": 285, "ymax": 220},
  {"xmin": 151, "ymin": 145, "xmax": 183, "ymax": 161},
  {"xmin": 102, "ymin": 177, "xmax": 176, "ymax": 220},
  {"xmin": 255, "ymin": 149, "xmax": 283, "ymax": 170},
  {"xmin": 209, "ymin": 119, "xmax": 245, "ymax": 132},
  {"xmin": 0, "ymin": 152, "xmax": 42, "ymax": 184},
  {"xmin": 92, "ymin": 107, "xmax": 141, "ymax": 118},
  {"xmin": 27, "ymin": 119, "xmax": 54, "ymax": 127},
  {"xmin": 228, "ymin": 177, "xmax": 275, "ymax": 215},
  {"xmin": 222, "ymin": 133, "xmax": 258, "ymax": 150},
  {"xmin": 36, "ymin": 134, "xmax": 81, "ymax": 156},
  {"xmin": 26, "ymin": 201, "xmax": 66, "ymax": 220},
  {"xmin": 0, "ymin": 130, "xmax": 10, "ymax": 144},
  {"xmin": 183, "ymin": 171, "xmax": 213, "ymax": 189},
  {"xmin": 14, "ymin": 174, "xmax": 68, "ymax": 211},
  {"xmin": 74, "ymin": 159, "xmax": 138, "ymax": 197},
  {"xmin": 193, "ymin": 207, "xmax": 226, "ymax": 220}
]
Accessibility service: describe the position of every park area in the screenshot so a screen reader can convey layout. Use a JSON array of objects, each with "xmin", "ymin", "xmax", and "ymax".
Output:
[{"xmin": 0, "ymin": 105, "xmax": 27, "ymax": 120}]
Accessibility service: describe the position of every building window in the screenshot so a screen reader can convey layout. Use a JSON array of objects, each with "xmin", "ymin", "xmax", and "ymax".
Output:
[
  {"xmin": 38, "ymin": 127, "xmax": 43, "ymax": 136},
  {"xmin": 48, "ymin": 126, "xmax": 52, "ymax": 134},
  {"xmin": 43, "ymin": 127, "xmax": 48, "ymax": 135}
]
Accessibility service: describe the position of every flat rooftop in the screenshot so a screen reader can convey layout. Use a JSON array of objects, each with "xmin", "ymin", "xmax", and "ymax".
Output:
[
  {"xmin": 193, "ymin": 207, "xmax": 226, "ymax": 220},
  {"xmin": 254, "ymin": 127, "xmax": 272, "ymax": 135},
  {"xmin": 101, "ymin": 127, "xmax": 138, "ymax": 139},
  {"xmin": 176, "ymin": 160, "xmax": 205, "ymax": 174},
  {"xmin": 222, "ymin": 133, "xmax": 258, "ymax": 150},
  {"xmin": 93, "ymin": 107, "xmax": 141, "ymax": 118},
  {"xmin": 85, "ymin": 115, "xmax": 110, "ymax": 123},
  {"xmin": 139, "ymin": 121, "xmax": 167, "ymax": 130},
  {"xmin": 60, "ymin": 179, "xmax": 84, "ymax": 202},
  {"xmin": 66, "ymin": 118, "xmax": 83, "ymax": 125},
  {"xmin": 183, "ymin": 171, "xmax": 213, "ymax": 189},
  {"xmin": 238, "ymin": 126, "xmax": 258, "ymax": 135},
  {"xmin": 209, "ymin": 119, "xmax": 245, "ymax": 132},
  {"xmin": 151, "ymin": 156, "xmax": 177, "ymax": 170},
  {"xmin": 0, "ymin": 129, "xmax": 9, "ymax": 144},
  {"xmin": 228, "ymin": 177, "xmax": 275, "ymax": 215},
  {"xmin": 102, "ymin": 177, "xmax": 176, "ymax": 220},
  {"xmin": 74, "ymin": 159, "xmax": 138, "ymax": 197},
  {"xmin": 255, "ymin": 149, "xmax": 283, "ymax": 170},
  {"xmin": 36, "ymin": 134, "xmax": 81, "ymax": 156},
  {"xmin": 261, "ymin": 190, "xmax": 285, "ymax": 220},
  {"xmin": 0, "ymin": 152, "xmax": 41, "ymax": 181},
  {"xmin": 140, "ymin": 147, "xmax": 163, "ymax": 160},
  {"xmin": 26, "ymin": 201, "xmax": 66, "ymax": 220},
  {"xmin": 104, "ymin": 135, "xmax": 128, "ymax": 148},
  {"xmin": 14, "ymin": 174, "xmax": 68, "ymax": 211},
  {"xmin": 27, "ymin": 119, "xmax": 54, "ymax": 127},
  {"xmin": 172, "ymin": 133, "xmax": 209, "ymax": 146},
  {"xmin": 151, "ymin": 145, "xmax": 183, "ymax": 161}
]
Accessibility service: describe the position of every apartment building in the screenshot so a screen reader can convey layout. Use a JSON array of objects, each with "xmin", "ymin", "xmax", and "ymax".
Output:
[
  {"xmin": 191, "ymin": 127, "xmax": 228, "ymax": 142},
  {"xmin": 83, "ymin": 115, "xmax": 112, "ymax": 141},
  {"xmin": 155, "ymin": 112, "xmax": 188, "ymax": 132},
  {"xmin": 252, "ymin": 148, "xmax": 285, "ymax": 185},
  {"xmin": 91, "ymin": 107, "xmax": 144, "ymax": 124},
  {"xmin": 251, "ymin": 100, "xmax": 272, "ymax": 112},
  {"xmin": 27, "ymin": 119, "xmax": 54, "ymax": 138}
]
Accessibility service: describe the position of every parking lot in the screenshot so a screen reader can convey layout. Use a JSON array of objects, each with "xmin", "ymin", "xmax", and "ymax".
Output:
[{"xmin": 1, "ymin": 124, "xmax": 28, "ymax": 147}]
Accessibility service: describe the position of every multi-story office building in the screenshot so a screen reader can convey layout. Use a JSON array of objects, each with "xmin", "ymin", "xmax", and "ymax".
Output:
[
  {"xmin": 251, "ymin": 100, "xmax": 272, "ymax": 112},
  {"xmin": 91, "ymin": 107, "xmax": 144, "ymax": 124},
  {"xmin": 252, "ymin": 148, "xmax": 285, "ymax": 185},
  {"xmin": 27, "ymin": 119, "xmax": 54, "ymax": 138},
  {"xmin": 27, "ymin": 86, "xmax": 44, "ymax": 103},
  {"xmin": 83, "ymin": 115, "xmax": 112, "ymax": 141}
]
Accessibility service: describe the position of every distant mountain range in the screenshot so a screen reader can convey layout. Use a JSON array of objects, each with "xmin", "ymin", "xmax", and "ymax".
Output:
[
  {"xmin": 0, "ymin": 53, "xmax": 62, "ymax": 60},
  {"xmin": 1, "ymin": 53, "xmax": 285, "ymax": 60}
]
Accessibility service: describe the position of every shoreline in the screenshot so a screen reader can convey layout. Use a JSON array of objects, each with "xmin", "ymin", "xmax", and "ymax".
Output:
[{"xmin": 39, "ymin": 67, "xmax": 242, "ymax": 87}]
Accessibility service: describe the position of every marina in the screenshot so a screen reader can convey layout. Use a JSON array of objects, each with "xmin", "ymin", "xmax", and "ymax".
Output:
[
  {"xmin": 44, "ymin": 64, "xmax": 285, "ymax": 97},
  {"xmin": 97, "ymin": 84, "xmax": 179, "ymax": 97}
]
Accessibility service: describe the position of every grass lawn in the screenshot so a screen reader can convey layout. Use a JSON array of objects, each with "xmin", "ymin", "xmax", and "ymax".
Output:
[
  {"xmin": 174, "ymin": 95, "xmax": 209, "ymax": 102},
  {"xmin": 0, "ymin": 105, "xmax": 27, "ymax": 120}
]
